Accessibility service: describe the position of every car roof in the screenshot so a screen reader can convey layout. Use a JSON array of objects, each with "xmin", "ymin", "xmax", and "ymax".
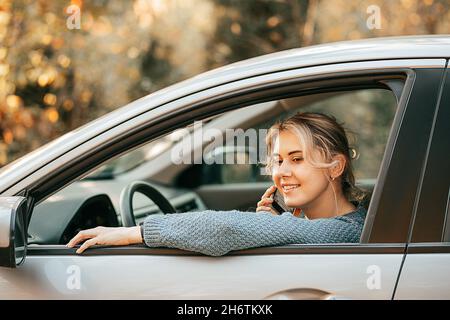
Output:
[
  {"xmin": 1, "ymin": 35, "xmax": 449, "ymax": 194},
  {"xmin": 194, "ymin": 35, "xmax": 450, "ymax": 81}
]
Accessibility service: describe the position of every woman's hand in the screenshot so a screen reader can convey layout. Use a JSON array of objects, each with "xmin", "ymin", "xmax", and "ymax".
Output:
[
  {"xmin": 256, "ymin": 185, "xmax": 278, "ymax": 215},
  {"xmin": 66, "ymin": 226, "xmax": 143, "ymax": 254}
]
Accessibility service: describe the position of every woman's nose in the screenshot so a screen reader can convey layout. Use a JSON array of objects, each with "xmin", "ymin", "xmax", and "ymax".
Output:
[{"xmin": 276, "ymin": 161, "xmax": 292, "ymax": 177}]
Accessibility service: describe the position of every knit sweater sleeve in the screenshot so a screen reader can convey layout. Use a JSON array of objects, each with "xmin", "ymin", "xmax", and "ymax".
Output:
[{"xmin": 142, "ymin": 209, "xmax": 366, "ymax": 256}]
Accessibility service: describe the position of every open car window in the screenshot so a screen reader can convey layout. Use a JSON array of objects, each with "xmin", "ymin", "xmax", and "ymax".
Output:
[{"xmin": 29, "ymin": 83, "xmax": 399, "ymax": 246}]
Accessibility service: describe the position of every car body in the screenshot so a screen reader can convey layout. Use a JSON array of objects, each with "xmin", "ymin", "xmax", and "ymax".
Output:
[{"xmin": 0, "ymin": 35, "xmax": 449, "ymax": 299}]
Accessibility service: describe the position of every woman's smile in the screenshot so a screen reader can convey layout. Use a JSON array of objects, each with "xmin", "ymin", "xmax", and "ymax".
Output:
[{"xmin": 281, "ymin": 183, "xmax": 300, "ymax": 193}]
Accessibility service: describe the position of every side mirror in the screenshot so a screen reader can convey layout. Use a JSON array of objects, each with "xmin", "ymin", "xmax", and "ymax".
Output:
[{"xmin": 0, "ymin": 197, "xmax": 27, "ymax": 268}]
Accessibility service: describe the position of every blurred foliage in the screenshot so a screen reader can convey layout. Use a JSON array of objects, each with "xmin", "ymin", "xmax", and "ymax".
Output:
[
  {"xmin": 206, "ymin": 0, "xmax": 310, "ymax": 66},
  {"xmin": 0, "ymin": 0, "xmax": 449, "ymax": 167}
]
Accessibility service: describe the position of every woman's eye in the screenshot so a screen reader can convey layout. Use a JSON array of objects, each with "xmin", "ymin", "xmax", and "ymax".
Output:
[{"xmin": 293, "ymin": 157, "xmax": 303, "ymax": 162}]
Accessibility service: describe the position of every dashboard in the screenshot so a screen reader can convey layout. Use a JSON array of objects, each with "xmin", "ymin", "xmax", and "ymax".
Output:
[
  {"xmin": 28, "ymin": 179, "xmax": 206, "ymax": 245},
  {"xmin": 59, "ymin": 194, "xmax": 119, "ymax": 244}
]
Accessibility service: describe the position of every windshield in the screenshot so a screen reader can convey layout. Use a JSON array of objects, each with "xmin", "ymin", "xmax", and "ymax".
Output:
[{"xmin": 83, "ymin": 127, "xmax": 189, "ymax": 180}]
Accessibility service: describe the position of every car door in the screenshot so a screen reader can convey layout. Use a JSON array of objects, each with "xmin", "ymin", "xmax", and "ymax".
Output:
[
  {"xmin": 0, "ymin": 58, "xmax": 445, "ymax": 299},
  {"xmin": 394, "ymin": 62, "xmax": 450, "ymax": 299}
]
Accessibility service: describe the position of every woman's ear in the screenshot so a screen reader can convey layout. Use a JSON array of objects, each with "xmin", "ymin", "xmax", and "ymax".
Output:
[{"xmin": 329, "ymin": 154, "xmax": 346, "ymax": 180}]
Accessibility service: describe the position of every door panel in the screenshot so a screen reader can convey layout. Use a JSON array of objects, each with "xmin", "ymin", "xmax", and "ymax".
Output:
[
  {"xmin": 394, "ymin": 249, "xmax": 450, "ymax": 299},
  {"xmin": 0, "ymin": 247, "xmax": 403, "ymax": 299}
]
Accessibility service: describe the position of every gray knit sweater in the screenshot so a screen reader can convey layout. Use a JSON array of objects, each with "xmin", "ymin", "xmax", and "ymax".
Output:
[{"xmin": 142, "ymin": 205, "xmax": 367, "ymax": 256}]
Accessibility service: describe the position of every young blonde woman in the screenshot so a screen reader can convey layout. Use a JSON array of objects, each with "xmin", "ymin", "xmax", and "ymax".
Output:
[{"xmin": 67, "ymin": 112, "xmax": 368, "ymax": 256}]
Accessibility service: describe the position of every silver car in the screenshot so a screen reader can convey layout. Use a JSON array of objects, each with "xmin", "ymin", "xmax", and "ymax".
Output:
[{"xmin": 0, "ymin": 35, "xmax": 449, "ymax": 299}]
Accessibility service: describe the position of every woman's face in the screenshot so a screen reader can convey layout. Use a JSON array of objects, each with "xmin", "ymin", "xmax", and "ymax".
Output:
[{"xmin": 271, "ymin": 130, "xmax": 332, "ymax": 209}]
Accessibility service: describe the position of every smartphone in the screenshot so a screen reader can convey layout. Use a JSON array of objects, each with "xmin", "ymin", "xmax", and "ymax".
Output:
[{"xmin": 271, "ymin": 189, "xmax": 292, "ymax": 214}]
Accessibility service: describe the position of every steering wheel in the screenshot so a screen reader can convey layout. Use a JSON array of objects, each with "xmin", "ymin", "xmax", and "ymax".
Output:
[{"xmin": 119, "ymin": 181, "xmax": 176, "ymax": 227}]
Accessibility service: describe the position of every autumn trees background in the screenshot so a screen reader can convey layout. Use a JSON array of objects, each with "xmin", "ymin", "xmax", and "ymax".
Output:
[{"xmin": 0, "ymin": 0, "xmax": 448, "ymax": 167}]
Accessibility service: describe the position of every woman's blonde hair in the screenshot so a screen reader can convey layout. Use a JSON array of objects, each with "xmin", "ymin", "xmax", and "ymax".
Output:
[{"xmin": 265, "ymin": 112, "xmax": 367, "ymax": 205}]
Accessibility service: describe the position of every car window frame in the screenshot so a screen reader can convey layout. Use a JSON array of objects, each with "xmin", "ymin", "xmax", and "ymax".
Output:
[{"xmin": 16, "ymin": 59, "xmax": 447, "ymax": 255}]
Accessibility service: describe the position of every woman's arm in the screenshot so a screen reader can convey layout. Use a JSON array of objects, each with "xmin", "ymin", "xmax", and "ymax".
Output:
[
  {"xmin": 142, "ymin": 209, "xmax": 365, "ymax": 256},
  {"xmin": 67, "ymin": 209, "xmax": 365, "ymax": 255}
]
